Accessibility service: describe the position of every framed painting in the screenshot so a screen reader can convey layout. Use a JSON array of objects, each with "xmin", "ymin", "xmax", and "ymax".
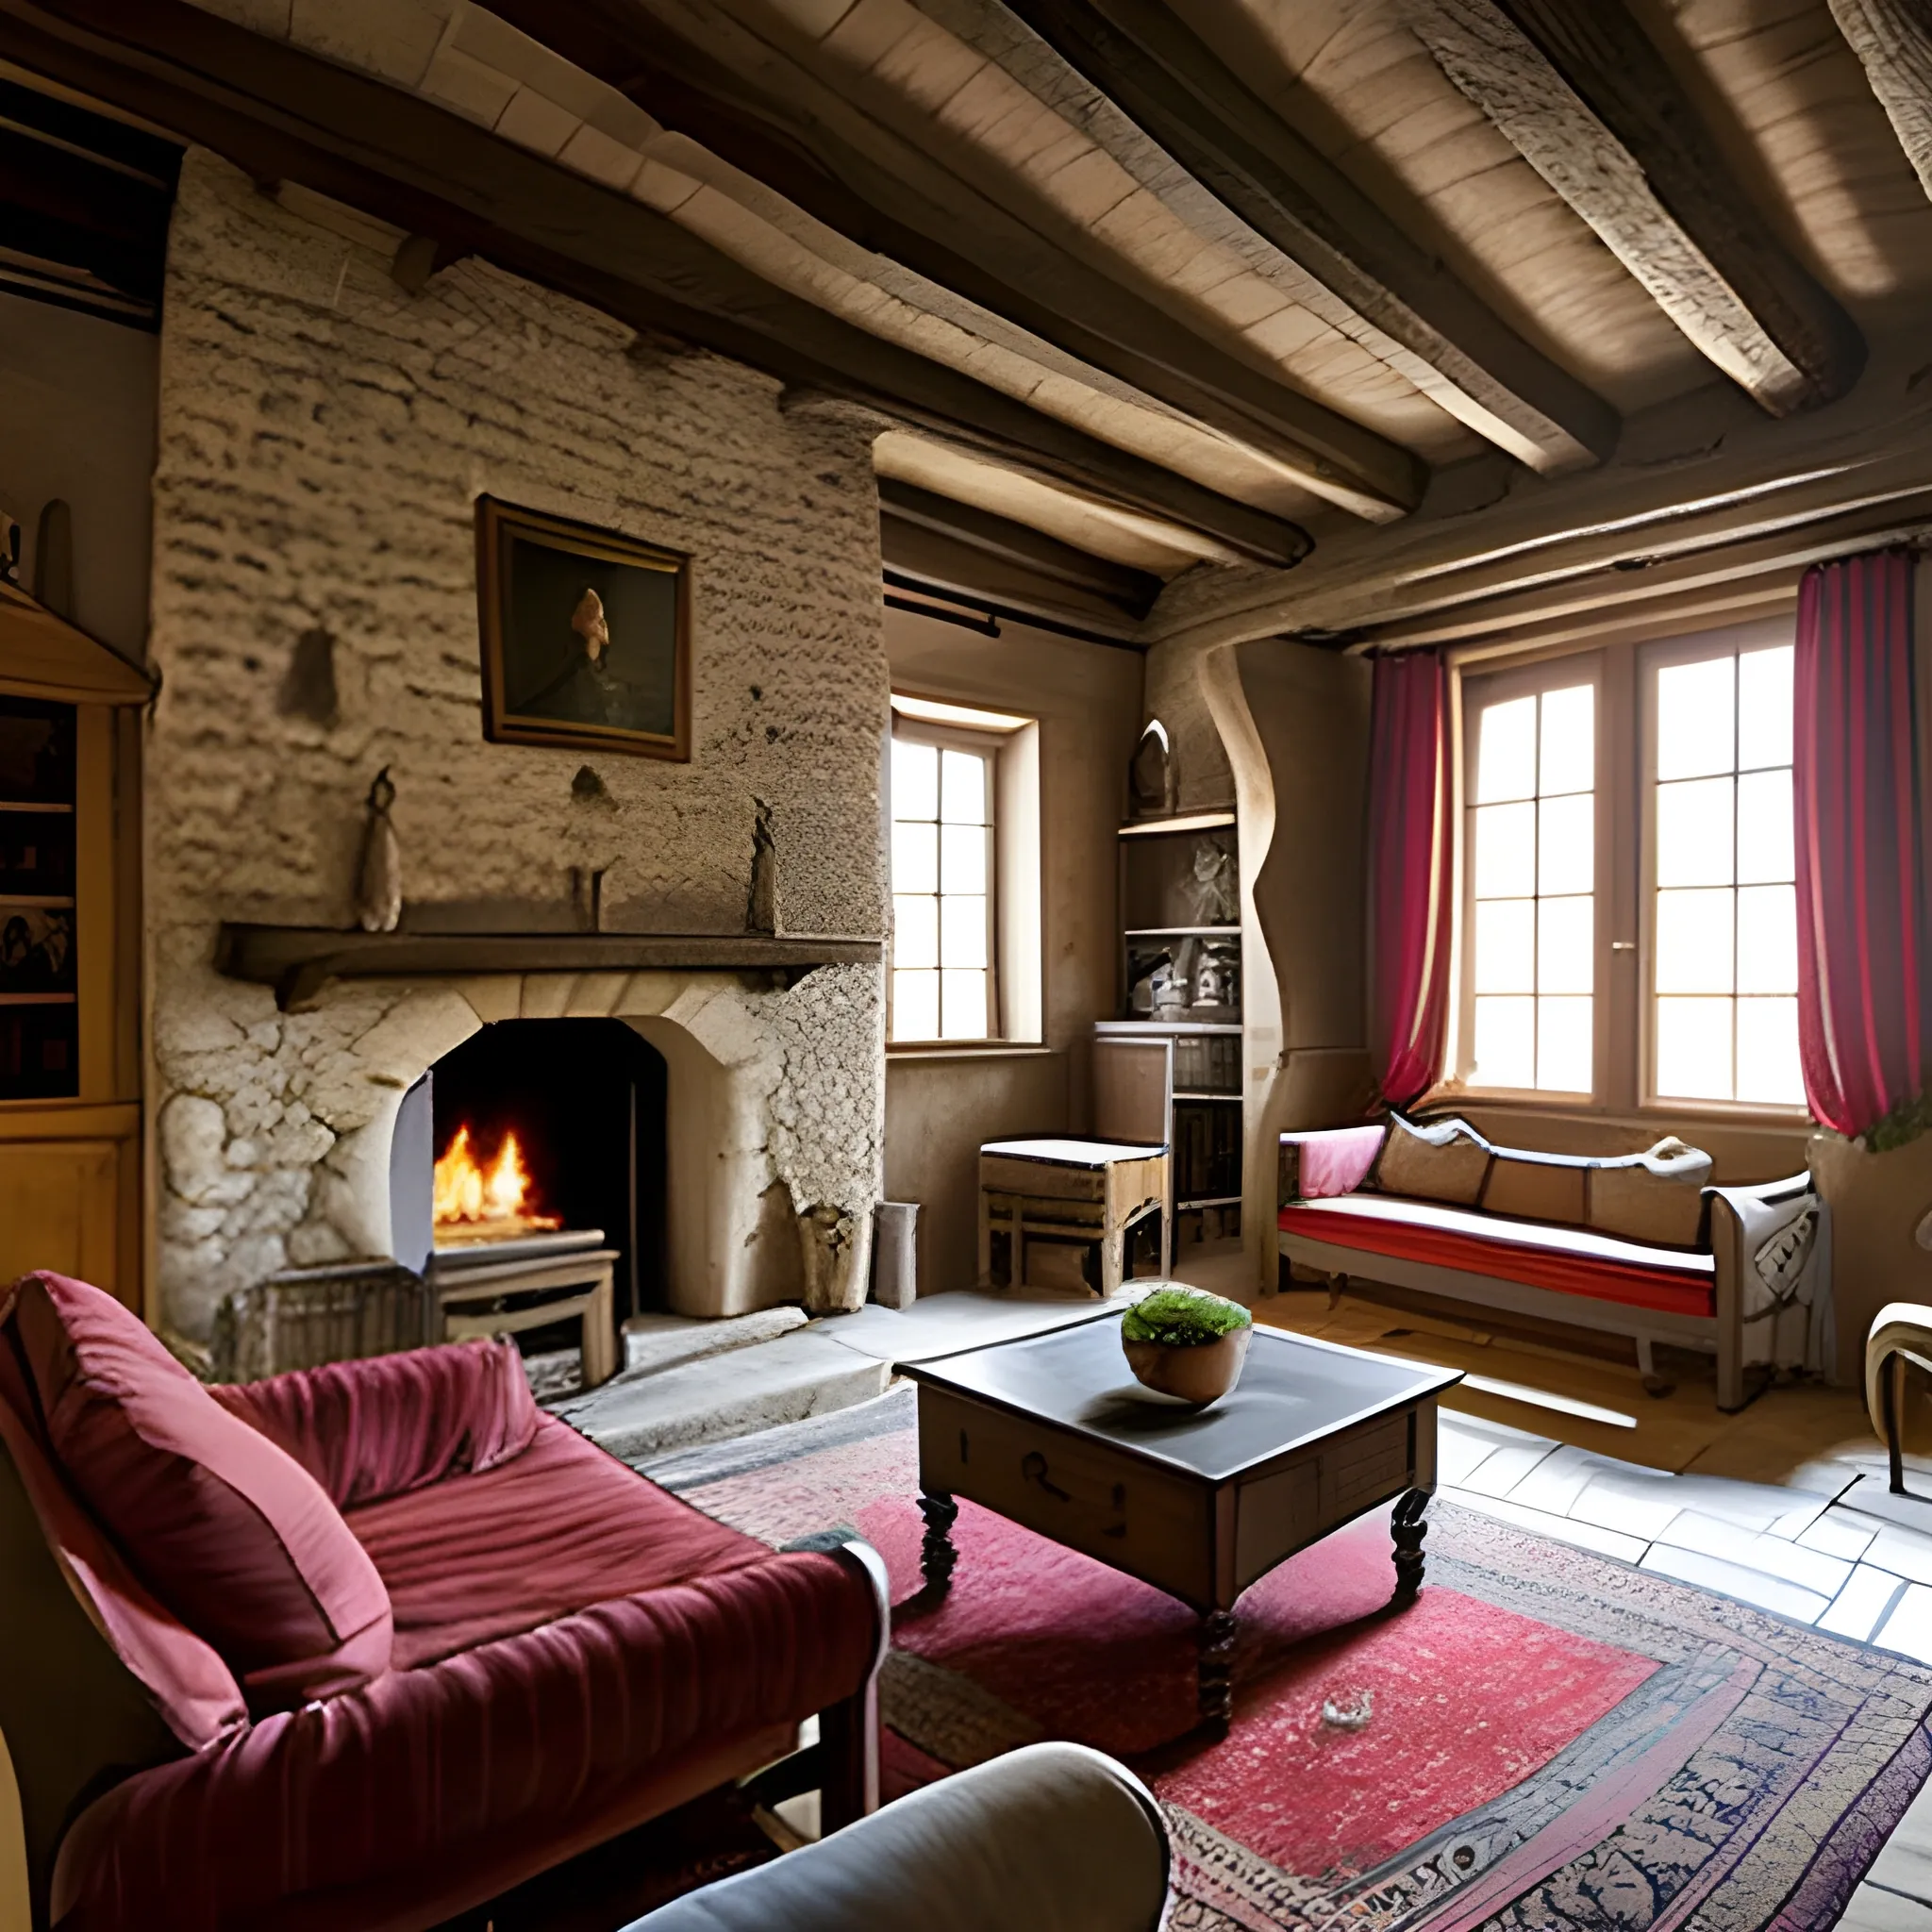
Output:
[{"xmin": 475, "ymin": 496, "xmax": 691, "ymax": 760}]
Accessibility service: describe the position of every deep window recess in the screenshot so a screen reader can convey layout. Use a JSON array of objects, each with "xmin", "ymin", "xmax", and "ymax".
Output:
[{"xmin": 887, "ymin": 694, "xmax": 1034, "ymax": 1045}]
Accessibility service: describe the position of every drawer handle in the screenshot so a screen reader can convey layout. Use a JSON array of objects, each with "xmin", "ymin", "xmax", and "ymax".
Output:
[
  {"xmin": 1104, "ymin": 1481, "xmax": 1127, "ymax": 1539},
  {"xmin": 1021, "ymin": 1451, "xmax": 1070, "ymax": 1502}
]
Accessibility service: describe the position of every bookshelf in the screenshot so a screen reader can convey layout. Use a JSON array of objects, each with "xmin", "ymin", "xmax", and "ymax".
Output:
[{"xmin": 1093, "ymin": 808, "xmax": 1243, "ymax": 1257}]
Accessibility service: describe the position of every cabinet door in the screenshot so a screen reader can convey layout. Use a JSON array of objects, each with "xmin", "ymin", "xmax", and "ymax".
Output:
[
  {"xmin": 1093, "ymin": 1036, "xmax": 1172, "ymax": 1144},
  {"xmin": 0, "ymin": 1140, "xmax": 121, "ymax": 1299}
]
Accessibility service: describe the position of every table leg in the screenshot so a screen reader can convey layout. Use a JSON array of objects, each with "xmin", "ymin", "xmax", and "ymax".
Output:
[
  {"xmin": 1391, "ymin": 1489, "xmax": 1429, "ymax": 1605},
  {"xmin": 1196, "ymin": 1608, "xmax": 1237, "ymax": 1734},
  {"xmin": 918, "ymin": 1489, "xmax": 958, "ymax": 1596}
]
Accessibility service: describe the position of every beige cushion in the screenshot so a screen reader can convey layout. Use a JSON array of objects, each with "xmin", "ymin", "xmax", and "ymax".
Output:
[
  {"xmin": 1482, "ymin": 1154, "xmax": 1587, "ymax": 1226},
  {"xmin": 1586, "ymin": 1138, "xmax": 1710, "ymax": 1248},
  {"xmin": 1373, "ymin": 1116, "xmax": 1491, "ymax": 1207}
]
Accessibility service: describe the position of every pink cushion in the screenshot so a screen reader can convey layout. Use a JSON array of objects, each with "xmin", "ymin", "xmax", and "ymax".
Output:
[{"xmin": 8, "ymin": 1273, "xmax": 393, "ymax": 1711}]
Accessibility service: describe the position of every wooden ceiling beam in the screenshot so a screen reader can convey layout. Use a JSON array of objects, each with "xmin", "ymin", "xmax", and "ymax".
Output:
[
  {"xmin": 483, "ymin": 0, "xmax": 1420, "ymax": 523},
  {"xmin": 0, "ymin": 0, "xmax": 1314, "ymax": 571},
  {"xmin": 1407, "ymin": 0, "xmax": 1865, "ymax": 415},
  {"xmin": 1003, "ymin": 0, "xmax": 1618, "ymax": 476},
  {"xmin": 1827, "ymin": 0, "xmax": 1932, "ymax": 204}
]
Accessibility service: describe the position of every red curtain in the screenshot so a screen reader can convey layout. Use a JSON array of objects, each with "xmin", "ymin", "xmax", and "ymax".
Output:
[
  {"xmin": 1794, "ymin": 550, "xmax": 1925, "ymax": 1135},
  {"xmin": 1370, "ymin": 649, "xmax": 1453, "ymax": 1109}
]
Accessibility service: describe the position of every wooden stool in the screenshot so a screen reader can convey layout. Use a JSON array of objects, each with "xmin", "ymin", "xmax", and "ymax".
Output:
[
  {"xmin": 1868, "ymin": 1302, "xmax": 1932, "ymax": 1495},
  {"xmin": 435, "ymin": 1245, "xmax": 620, "ymax": 1388},
  {"xmin": 979, "ymin": 1137, "xmax": 1168, "ymax": 1298}
]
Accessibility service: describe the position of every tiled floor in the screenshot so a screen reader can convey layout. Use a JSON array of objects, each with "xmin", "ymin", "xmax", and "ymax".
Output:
[{"xmin": 1432, "ymin": 1407, "xmax": 1932, "ymax": 1927}]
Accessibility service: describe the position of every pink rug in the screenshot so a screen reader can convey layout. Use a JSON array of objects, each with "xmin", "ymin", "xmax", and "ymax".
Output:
[{"xmin": 653, "ymin": 1391, "xmax": 1932, "ymax": 1929}]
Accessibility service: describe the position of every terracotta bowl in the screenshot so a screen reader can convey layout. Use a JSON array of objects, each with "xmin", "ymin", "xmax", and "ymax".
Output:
[{"xmin": 1122, "ymin": 1325, "xmax": 1252, "ymax": 1407}]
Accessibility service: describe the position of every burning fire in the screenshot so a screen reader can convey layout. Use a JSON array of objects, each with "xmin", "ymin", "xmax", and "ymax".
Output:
[{"xmin": 433, "ymin": 1124, "xmax": 561, "ymax": 1244}]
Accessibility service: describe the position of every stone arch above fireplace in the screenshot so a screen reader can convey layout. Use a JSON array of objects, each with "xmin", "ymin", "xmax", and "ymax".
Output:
[{"xmin": 154, "ymin": 959, "xmax": 882, "ymax": 1342}]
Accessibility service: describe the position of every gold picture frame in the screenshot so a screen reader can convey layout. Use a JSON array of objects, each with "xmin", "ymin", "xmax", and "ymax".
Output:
[{"xmin": 475, "ymin": 496, "xmax": 691, "ymax": 761}]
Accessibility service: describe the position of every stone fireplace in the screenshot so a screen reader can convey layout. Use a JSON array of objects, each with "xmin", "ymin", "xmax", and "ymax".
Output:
[{"xmin": 145, "ymin": 153, "xmax": 888, "ymax": 1346}]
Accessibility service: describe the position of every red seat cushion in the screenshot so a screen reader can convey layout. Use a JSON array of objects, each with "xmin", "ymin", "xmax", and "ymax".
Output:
[
  {"xmin": 347, "ymin": 1414, "xmax": 774, "ymax": 1669},
  {"xmin": 1278, "ymin": 1195, "xmax": 1715, "ymax": 1319},
  {"xmin": 8, "ymin": 1273, "xmax": 392, "ymax": 1712}
]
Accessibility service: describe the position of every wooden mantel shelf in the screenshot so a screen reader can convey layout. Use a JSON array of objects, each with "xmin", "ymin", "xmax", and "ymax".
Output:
[{"xmin": 216, "ymin": 925, "xmax": 884, "ymax": 1009}]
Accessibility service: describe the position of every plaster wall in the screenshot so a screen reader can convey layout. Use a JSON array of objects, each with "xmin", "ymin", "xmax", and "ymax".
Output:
[
  {"xmin": 145, "ymin": 152, "xmax": 888, "ymax": 1339},
  {"xmin": 882, "ymin": 604, "xmax": 1142, "ymax": 1295},
  {"xmin": 0, "ymin": 289, "xmax": 157, "ymax": 658}
]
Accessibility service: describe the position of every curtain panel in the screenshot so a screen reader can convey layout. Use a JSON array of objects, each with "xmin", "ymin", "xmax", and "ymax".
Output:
[
  {"xmin": 1369, "ymin": 649, "xmax": 1453, "ymax": 1110},
  {"xmin": 1794, "ymin": 550, "xmax": 1926, "ymax": 1137}
]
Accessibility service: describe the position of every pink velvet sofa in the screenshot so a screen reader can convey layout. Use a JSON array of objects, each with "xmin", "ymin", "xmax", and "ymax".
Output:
[
  {"xmin": 0, "ymin": 1272, "xmax": 887, "ymax": 1932},
  {"xmin": 1277, "ymin": 1114, "xmax": 1832, "ymax": 1410}
]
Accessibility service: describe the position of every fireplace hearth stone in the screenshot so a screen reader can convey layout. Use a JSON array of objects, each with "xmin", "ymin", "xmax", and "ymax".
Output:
[{"xmin": 621, "ymin": 1306, "xmax": 808, "ymax": 1375}]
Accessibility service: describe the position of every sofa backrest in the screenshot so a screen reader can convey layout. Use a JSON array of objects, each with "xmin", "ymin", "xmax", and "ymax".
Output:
[{"xmin": 1371, "ymin": 1116, "xmax": 1713, "ymax": 1248}]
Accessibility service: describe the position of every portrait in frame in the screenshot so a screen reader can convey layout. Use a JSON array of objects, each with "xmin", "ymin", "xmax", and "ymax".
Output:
[{"xmin": 475, "ymin": 496, "xmax": 691, "ymax": 761}]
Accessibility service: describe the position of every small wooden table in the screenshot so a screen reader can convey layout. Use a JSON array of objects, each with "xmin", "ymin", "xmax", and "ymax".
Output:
[
  {"xmin": 901, "ymin": 1313, "xmax": 1461, "ymax": 1734},
  {"xmin": 978, "ymin": 1136, "xmax": 1168, "ymax": 1296}
]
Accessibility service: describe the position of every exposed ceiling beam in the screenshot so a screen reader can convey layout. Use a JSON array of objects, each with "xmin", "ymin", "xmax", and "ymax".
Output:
[
  {"xmin": 999, "ymin": 0, "xmax": 1617, "ymax": 477},
  {"xmin": 1405, "ymin": 0, "xmax": 1865, "ymax": 416},
  {"xmin": 0, "ymin": 0, "xmax": 1314, "ymax": 571},
  {"xmin": 878, "ymin": 477, "xmax": 1161, "ymax": 621},
  {"xmin": 1827, "ymin": 0, "xmax": 1932, "ymax": 204},
  {"xmin": 484, "ymin": 0, "xmax": 1421, "ymax": 524}
]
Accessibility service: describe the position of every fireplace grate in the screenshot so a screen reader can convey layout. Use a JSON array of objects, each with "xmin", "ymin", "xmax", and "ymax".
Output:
[{"xmin": 211, "ymin": 1260, "xmax": 438, "ymax": 1382}]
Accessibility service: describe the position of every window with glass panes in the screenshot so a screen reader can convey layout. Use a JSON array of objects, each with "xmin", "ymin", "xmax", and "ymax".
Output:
[
  {"xmin": 889, "ymin": 728, "xmax": 994, "ymax": 1041},
  {"xmin": 1649, "ymin": 641, "xmax": 1801, "ymax": 1104},
  {"xmin": 1465, "ymin": 678, "xmax": 1596, "ymax": 1092}
]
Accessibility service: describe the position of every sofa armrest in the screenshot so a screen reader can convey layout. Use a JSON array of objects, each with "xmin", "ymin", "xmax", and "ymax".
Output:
[
  {"xmin": 1705, "ymin": 1174, "xmax": 1833, "ymax": 1398},
  {"xmin": 1279, "ymin": 1124, "xmax": 1386, "ymax": 1206},
  {"xmin": 210, "ymin": 1339, "xmax": 538, "ymax": 1510}
]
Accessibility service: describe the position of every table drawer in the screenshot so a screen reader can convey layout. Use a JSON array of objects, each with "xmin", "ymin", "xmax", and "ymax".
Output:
[{"xmin": 917, "ymin": 1388, "xmax": 1215, "ymax": 1608}]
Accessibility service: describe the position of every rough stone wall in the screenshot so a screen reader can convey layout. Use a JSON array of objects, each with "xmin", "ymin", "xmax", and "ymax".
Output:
[{"xmin": 148, "ymin": 151, "xmax": 888, "ymax": 1339}]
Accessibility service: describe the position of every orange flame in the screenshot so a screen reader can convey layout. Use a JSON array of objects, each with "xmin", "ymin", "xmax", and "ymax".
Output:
[{"xmin": 432, "ymin": 1124, "xmax": 561, "ymax": 1240}]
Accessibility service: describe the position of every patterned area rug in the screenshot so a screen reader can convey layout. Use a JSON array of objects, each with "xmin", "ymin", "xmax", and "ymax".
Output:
[{"xmin": 646, "ymin": 1390, "xmax": 1932, "ymax": 1931}]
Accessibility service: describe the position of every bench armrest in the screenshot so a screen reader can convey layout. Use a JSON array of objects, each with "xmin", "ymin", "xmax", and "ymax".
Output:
[
  {"xmin": 1279, "ymin": 1124, "xmax": 1386, "ymax": 1206},
  {"xmin": 1704, "ymin": 1174, "xmax": 1833, "ymax": 1394}
]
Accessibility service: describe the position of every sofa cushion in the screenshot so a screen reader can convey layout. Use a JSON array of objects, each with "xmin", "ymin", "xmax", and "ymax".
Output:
[
  {"xmin": 212, "ymin": 1339, "xmax": 539, "ymax": 1510},
  {"xmin": 1371, "ymin": 1115, "xmax": 1492, "ymax": 1206},
  {"xmin": 1277, "ymin": 1194, "xmax": 1715, "ymax": 1319},
  {"xmin": 348, "ymin": 1412, "xmax": 774, "ymax": 1669},
  {"xmin": 1480, "ymin": 1152, "xmax": 1589, "ymax": 1226},
  {"xmin": 1587, "ymin": 1138, "xmax": 1711, "ymax": 1248},
  {"xmin": 8, "ymin": 1272, "xmax": 392, "ymax": 1711}
]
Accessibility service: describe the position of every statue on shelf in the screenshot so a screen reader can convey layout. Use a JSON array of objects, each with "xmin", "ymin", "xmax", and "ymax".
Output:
[
  {"xmin": 1150, "ymin": 957, "xmax": 1190, "ymax": 1020},
  {"xmin": 746, "ymin": 796, "xmax": 780, "ymax": 935},
  {"xmin": 1128, "ymin": 718, "xmax": 1177, "ymax": 818},
  {"xmin": 1193, "ymin": 945, "xmax": 1239, "ymax": 1010},
  {"xmin": 354, "ymin": 767, "xmax": 402, "ymax": 934},
  {"xmin": 1185, "ymin": 838, "xmax": 1238, "ymax": 926}
]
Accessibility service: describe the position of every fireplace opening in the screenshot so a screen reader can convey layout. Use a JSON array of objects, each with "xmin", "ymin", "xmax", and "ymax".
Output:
[{"xmin": 393, "ymin": 1021, "xmax": 669, "ymax": 1374}]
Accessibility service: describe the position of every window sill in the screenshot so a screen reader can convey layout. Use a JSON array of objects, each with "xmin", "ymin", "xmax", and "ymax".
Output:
[
  {"xmin": 1426, "ymin": 1087, "xmax": 1814, "ymax": 1130},
  {"xmin": 888, "ymin": 1042, "xmax": 1058, "ymax": 1062}
]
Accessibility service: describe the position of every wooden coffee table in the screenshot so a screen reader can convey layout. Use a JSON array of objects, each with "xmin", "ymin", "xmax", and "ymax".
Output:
[{"xmin": 900, "ymin": 1311, "xmax": 1462, "ymax": 1734}]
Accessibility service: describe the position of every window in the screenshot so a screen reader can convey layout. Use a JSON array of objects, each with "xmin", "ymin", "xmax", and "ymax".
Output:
[
  {"xmin": 1467, "ymin": 678, "xmax": 1595, "ymax": 1092},
  {"xmin": 1649, "ymin": 641, "xmax": 1802, "ymax": 1104},
  {"xmin": 1453, "ymin": 616, "xmax": 1803, "ymax": 1114},
  {"xmin": 887, "ymin": 695, "xmax": 1038, "ymax": 1044}
]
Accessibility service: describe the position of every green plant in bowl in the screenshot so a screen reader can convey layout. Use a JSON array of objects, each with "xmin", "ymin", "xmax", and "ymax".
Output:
[{"xmin": 1121, "ymin": 1287, "xmax": 1253, "ymax": 1405}]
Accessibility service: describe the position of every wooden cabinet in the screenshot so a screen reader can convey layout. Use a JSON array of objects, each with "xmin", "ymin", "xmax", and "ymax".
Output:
[{"xmin": 0, "ymin": 582, "xmax": 149, "ymax": 1313}]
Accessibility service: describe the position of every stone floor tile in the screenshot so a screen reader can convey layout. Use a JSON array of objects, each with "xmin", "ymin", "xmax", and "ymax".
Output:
[
  {"xmin": 1568, "ymin": 1471, "xmax": 1692, "ymax": 1541},
  {"xmin": 1503, "ymin": 1442, "xmax": 1608, "ymax": 1515},
  {"xmin": 1456, "ymin": 1438, "xmax": 1560, "ymax": 1499},
  {"xmin": 1766, "ymin": 1489, "xmax": 1837, "ymax": 1541},
  {"xmin": 1818, "ymin": 1565, "xmax": 1909, "ymax": 1644},
  {"xmin": 1638, "ymin": 1542, "xmax": 1829, "ymax": 1624},
  {"xmin": 1437, "ymin": 1416, "xmax": 1510, "ymax": 1489},
  {"xmin": 1837, "ymin": 1883, "xmax": 1932, "ymax": 1929},
  {"xmin": 1859, "ymin": 1522, "xmax": 1932, "ymax": 1590},
  {"xmin": 1439, "ymin": 1487, "xmax": 1649, "ymax": 1564},
  {"xmin": 1651, "ymin": 1512, "xmax": 1852, "ymax": 1599},
  {"xmin": 1876, "ymin": 1585, "xmax": 1932, "ymax": 1664},
  {"xmin": 1868, "ymin": 1780, "xmax": 1932, "ymax": 1907},
  {"xmin": 1802, "ymin": 1511, "xmax": 1880, "ymax": 1562}
]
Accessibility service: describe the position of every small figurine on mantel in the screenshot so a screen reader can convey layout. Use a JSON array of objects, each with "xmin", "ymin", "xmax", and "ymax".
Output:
[
  {"xmin": 746, "ymin": 797, "xmax": 780, "ymax": 936},
  {"xmin": 355, "ymin": 767, "xmax": 403, "ymax": 933},
  {"xmin": 1186, "ymin": 838, "xmax": 1238, "ymax": 926}
]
